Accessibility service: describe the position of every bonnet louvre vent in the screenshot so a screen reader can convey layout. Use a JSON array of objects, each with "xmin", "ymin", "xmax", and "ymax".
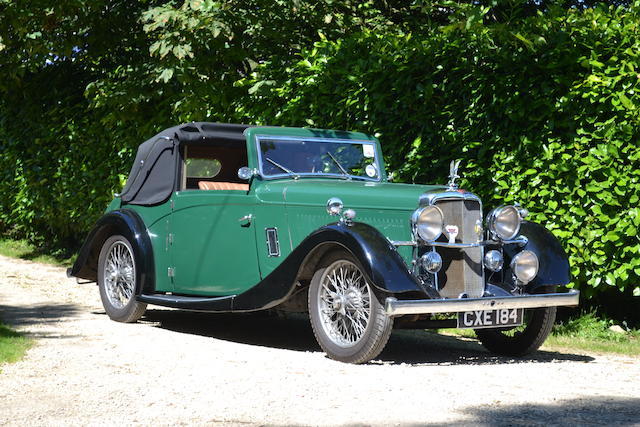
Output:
[{"xmin": 266, "ymin": 228, "xmax": 280, "ymax": 257}]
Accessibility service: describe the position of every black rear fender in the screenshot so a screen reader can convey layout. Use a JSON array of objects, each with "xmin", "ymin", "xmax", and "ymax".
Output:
[{"xmin": 67, "ymin": 209, "xmax": 155, "ymax": 294}]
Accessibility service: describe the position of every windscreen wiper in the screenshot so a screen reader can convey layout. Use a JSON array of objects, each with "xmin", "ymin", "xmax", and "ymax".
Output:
[
  {"xmin": 266, "ymin": 157, "xmax": 299, "ymax": 179},
  {"xmin": 327, "ymin": 152, "xmax": 350, "ymax": 180}
]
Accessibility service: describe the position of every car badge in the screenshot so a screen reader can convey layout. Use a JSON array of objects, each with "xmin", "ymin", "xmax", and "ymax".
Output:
[
  {"xmin": 475, "ymin": 219, "xmax": 483, "ymax": 241},
  {"xmin": 447, "ymin": 159, "xmax": 461, "ymax": 190},
  {"xmin": 445, "ymin": 225, "xmax": 459, "ymax": 244}
]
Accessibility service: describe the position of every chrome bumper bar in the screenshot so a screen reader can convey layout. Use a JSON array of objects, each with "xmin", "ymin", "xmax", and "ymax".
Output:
[
  {"xmin": 385, "ymin": 291, "xmax": 579, "ymax": 317},
  {"xmin": 389, "ymin": 236, "xmax": 528, "ymax": 248}
]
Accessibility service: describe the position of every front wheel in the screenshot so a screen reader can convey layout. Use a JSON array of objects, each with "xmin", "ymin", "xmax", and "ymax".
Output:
[
  {"xmin": 98, "ymin": 235, "xmax": 147, "ymax": 323},
  {"xmin": 308, "ymin": 250, "xmax": 393, "ymax": 364},
  {"xmin": 475, "ymin": 291, "xmax": 557, "ymax": 356}
]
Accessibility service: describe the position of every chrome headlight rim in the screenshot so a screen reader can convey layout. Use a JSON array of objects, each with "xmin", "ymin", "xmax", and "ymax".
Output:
[
  {"xmin": 487, "ymin": 205, "xmax": 522, "ymax": 240},
  {"xmin": 484, "ymin": 249, "xmax": 504, "ymax": 272},
  {"xmin": 510, "ymin": 250, "xmax": 539, "ymax": 284},
  {"xmin": 411, "ymin": 205, "xmax": 444, "ymax": 242},
  {"xmin": 420, "ymin": 251, "xmax": 443, "ymax": 273}
]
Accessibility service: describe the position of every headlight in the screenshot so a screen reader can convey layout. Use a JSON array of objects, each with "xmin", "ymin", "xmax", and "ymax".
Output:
[
  {"xmin": 510, "ymin": 250, "xmax": 539, "ymax": 284},
  {"xmin": 487, "ymin": 205, "xmax": 521, "ymax": 240},
  {"xmin": 411, "ymin": 206, "xmax": 444, "ymax": 242}
]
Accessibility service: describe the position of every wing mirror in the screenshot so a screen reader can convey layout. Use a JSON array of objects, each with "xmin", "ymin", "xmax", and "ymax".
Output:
[{"xmin": 238, "ymin": 167, "xmax": 258, "ymax": 180}]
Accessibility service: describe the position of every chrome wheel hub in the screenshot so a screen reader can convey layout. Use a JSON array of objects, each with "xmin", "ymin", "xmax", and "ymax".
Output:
[
  {"xmin": 104, "ymin": 241, "xmax": 135, "ymax": 309},
  {"xmin": 317, "ymin": 260, "xmax": 371, "ymax": 347}
]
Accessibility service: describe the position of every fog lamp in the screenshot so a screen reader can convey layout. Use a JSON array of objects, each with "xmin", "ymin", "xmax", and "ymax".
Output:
[
  {"xmin": 420, "ymin": 251, "xmax": 442, "ymax": 273},
  {"xmin": 484, "ymin": 250, "xmax": 504, "ymax": 272},
  {"xmin": 511, "ymin": 250, "xmax": 539, "ymax": 284}
]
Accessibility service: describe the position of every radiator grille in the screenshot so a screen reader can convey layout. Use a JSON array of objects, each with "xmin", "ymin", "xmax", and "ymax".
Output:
[{"xmin": 435, "ymin": 199, "xmax": 484, "ymax": 298}]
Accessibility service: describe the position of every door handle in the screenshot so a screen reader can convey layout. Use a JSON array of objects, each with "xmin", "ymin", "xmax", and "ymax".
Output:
[{"xmin": 238, "ymin": 214, "xmax": 253, "ymax": 227}]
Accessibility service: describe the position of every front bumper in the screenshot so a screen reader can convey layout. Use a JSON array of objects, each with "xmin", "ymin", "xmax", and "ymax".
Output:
[{"xmin": 385, "ymin": 290, "xmax": 579, "ymax": 317}]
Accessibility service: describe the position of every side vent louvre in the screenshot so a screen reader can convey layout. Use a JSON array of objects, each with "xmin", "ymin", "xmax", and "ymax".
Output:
[{"xmin": 266, "ymin": 228, "xmax": 280, "ymax": 257}]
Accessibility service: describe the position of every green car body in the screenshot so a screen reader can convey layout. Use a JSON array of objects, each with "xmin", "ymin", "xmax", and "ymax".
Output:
[{"xmin": 70, "ymin": 122, "xmax": 579, "ymax": 363}]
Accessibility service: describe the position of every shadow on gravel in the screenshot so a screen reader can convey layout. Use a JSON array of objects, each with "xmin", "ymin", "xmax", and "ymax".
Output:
[
  {"xmin": 227, "ymin": 396, "xmax": 640, "ymax": 426},
  {"xmin": 143, "ymin": 309, "xmax": 593, "ymax": 365},
  {"xmin": 328, "ymin": 397, "xmax": 640, "ymax": 427},
  {"xmin": 143, "ymin": 309, "xmax": 321, "ymax": 352},
  {"xmin": 0, "ymin": 302, "xmax": 82, "ymax": 338},
  {"xmin": 376, "ymin": 329, "xmax": 594, "ymax": 365},
  {"xmin": 453, "ymin": 396, "xmax": 640, "ymax": 426}
]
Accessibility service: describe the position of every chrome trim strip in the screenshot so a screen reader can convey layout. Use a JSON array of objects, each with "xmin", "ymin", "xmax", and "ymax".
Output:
[
  {"xmin": 419, "ymin": 190, "xmax": 482, "ymax": 207},
  {"xmin": 429, "ymin": 241, "xmax": 482, "ymax": 248},
  {"xmin": 390, "ymin": 240, "xmax": 417, "ymax": 246},
  {"xmin": 390, "ymin": 236, "xmax": 527, "ymax": 248},
  {"xmin": 489, "ymin": 236, "xmax": 529, "ymax": 247},
  {"xmin": 385, "ymin": 291, "xmax": 580, "ymax": 317}
]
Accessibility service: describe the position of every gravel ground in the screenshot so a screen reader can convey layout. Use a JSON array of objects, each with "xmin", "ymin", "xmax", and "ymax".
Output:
[{"xmin": 0, "ymin": 254, "xmax": 639, "ymax": 426}]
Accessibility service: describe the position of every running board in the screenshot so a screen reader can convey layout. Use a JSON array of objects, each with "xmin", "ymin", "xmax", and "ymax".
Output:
[{"xmin": 137, "ymin": 293, "xmax": 236, "ymax": 312}]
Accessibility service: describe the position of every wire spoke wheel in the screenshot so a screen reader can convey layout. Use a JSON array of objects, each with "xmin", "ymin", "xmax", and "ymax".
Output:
[
  {"xmin": 98, "ymin": 235, "xmax": 146, "ymax": 323},
  {"xmin": 317, "ymin": 260, "xmax": 372, "ymax": 347},
  {"xmin": 308, "ymin": 250, "xmax": 393, "ymax": 364},
  {"xmin": 104, "ymin": 241, "xmax": 136, "ymax": 309}
]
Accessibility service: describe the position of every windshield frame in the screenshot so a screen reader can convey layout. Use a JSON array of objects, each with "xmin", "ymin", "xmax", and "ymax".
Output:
[{"xmin": 254, "ymin": 135, "xmax": 383, "ymax": 182}]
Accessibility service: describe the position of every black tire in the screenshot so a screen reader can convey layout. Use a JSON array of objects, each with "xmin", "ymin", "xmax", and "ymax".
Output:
[
  {"xmin": 308, "ymin": 250, "xmax": 393, "ymax": 364},
  {"xmin": 97, "ymin": 235, "xmax": 147, "ymax": 323},
  {"xmin": 475, "ymin": 288, "xmax": 557, "ymax": 356}
]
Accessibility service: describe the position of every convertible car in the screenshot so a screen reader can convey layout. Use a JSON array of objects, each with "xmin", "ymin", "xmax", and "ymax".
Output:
[{"xmin": 69, "ymin": 122, "xmax": 579, "ymax": 363}]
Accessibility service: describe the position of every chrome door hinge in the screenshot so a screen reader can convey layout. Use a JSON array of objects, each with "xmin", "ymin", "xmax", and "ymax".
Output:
[
  {"xmin": 167, "ymin": 267, "xmax": 175, "ymax": 277},
  {"xmin": 168, "ymin": 233, "xmax": 174, "ymax": 245}
]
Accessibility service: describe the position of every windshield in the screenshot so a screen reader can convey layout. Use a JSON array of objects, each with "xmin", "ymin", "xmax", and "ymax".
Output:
[{"xmin": 257, "ymin": 136, "xmax": 381, "ymax": 180}]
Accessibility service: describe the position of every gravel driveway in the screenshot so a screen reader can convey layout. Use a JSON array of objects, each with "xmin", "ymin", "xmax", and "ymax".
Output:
[{"xmin": 0, "ymin": 254, "xmax": 638, "ymax": 426}]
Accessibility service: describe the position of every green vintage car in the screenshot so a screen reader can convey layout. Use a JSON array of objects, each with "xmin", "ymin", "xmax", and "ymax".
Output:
[{"xmin": 69, "ymin": 122, "xmax": 579, "ymax": 363}]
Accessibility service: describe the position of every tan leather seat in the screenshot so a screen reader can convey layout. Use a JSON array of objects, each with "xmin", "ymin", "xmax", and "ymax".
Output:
[{"xmin": 198, "ymin": 181, "xmax": 249, "ymax": 191}]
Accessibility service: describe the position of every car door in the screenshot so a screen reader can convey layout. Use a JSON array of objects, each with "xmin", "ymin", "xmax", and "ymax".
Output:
[{"xmin": 169, "ymin": 190, "xmax": 260, "ymax": 296}]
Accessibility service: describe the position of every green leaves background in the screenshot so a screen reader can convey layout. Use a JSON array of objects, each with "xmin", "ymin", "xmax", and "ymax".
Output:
[{"xmin": 0, "ymin": 1, "xmax": 638, "ymax": 316}]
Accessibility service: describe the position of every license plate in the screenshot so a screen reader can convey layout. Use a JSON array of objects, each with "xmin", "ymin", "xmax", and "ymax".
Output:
[{"xmin": 457, "ymin": 308, "xmax": 523, "ymax": 329}]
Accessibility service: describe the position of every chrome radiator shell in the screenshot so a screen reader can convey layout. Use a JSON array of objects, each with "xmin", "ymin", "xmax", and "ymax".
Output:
[{"xmin": 420, "ymin": 191, "xmax": 484, "ymax": 299}]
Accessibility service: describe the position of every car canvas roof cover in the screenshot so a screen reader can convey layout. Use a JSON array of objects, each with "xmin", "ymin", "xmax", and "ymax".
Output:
[{"xmin": 120, "ymin": 122, "xmax": 252, "ymax": 206}]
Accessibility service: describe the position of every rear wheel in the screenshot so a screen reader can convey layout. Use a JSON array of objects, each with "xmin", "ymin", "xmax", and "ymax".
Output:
[
  {"xmin": 475, "ymin": 288, "xmax": 556, "ymax": 356},
  {"xmin": 98, "ymin": 235, "xmax": 147, "ymax": 323},
  {"xmin": 308, "ymin": 250, "xmax": 393, "ymax": 364}
]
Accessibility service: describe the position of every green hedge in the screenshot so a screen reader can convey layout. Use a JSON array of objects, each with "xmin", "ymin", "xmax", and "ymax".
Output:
[
  {"xmin": 236, "ymin": 4, "xmax": 640, "ymax": 302},
  {"xmin": 0, "ymin": 2, "xmax": 638, "ymax": 316}
]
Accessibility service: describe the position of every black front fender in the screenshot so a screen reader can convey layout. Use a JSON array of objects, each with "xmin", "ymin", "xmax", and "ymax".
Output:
[
  {"xmin": 231, "ymin": 222, "xmax": 429, "ymax": 312},
  {"xmin": 305, "ymin": 222, "xmax": 427, "ymax": 295},
  {"xmin": 503, "ymin": 221, "xmax": 571, "ymax": 291},
  {"xmin": 68, "ymin": 209, "xmax": 155, "ymax": 294}
]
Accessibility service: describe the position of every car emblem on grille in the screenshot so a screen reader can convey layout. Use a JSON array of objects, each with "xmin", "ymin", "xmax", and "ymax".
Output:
[
  {"xmin": 445, "ymin": 225, "xmax": 459, "ymax": 244},
  {"xmin": 475, "ymin": 219, "xmax": 483, "ymax": 241}
]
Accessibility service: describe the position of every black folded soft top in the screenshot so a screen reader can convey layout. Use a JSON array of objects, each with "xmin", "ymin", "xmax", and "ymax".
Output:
[{"xmin": 119, "ymin": 122, "xmax": 253, "ymax": 206}]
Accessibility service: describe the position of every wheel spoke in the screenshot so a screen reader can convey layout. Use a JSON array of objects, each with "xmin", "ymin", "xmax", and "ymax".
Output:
[
  {"xmin": 317, "ymin": 259, "xmax": 373, "ymax": 347},
  {"xmin": 103, "ymin": 241, "xmax": 136, "ymax": 310}
]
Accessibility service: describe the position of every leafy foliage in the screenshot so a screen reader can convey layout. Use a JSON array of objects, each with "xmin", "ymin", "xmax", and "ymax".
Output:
[
  {"xmin": 235, "ymin": 3, "xmax": 640, "ymax": 307},
  {"xmin": 0, "ymin": 1, "xmax": 638, "ymax": 317}
]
